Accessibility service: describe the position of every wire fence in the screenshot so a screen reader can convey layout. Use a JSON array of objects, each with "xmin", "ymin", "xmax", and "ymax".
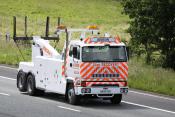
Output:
[{"xmin": 0, "ymin": 16, "xmax": 59, "ymax": 42}]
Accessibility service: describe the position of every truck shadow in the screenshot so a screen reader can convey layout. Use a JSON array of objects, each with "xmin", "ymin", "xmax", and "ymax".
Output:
[{"xmin": 34, "ymin": 92, "xmax": 145, "ymax": 110}]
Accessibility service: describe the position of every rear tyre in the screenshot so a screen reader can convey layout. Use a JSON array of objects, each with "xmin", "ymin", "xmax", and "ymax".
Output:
[
  {"xmin": 110, "ymin": 94, "xmax": 122, "ymax": 104},
  {"xmin": 17, "ymin": 71, "xmax": 27, "ymax": 92},
  {"xmin": 67, "ymin": 85, "xmax": 80, "ymax": 105},
  {"xmin": 27, "ymin": 74, "xmax": 45, "ymax": 96}
]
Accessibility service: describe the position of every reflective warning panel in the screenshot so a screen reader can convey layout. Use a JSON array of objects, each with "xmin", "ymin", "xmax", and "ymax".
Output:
[{"xmin": 90, "ymin": 38, "xmax": 115, "ymax": 43}]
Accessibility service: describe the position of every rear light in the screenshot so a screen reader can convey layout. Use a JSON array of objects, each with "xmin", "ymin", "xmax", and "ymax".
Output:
[{"xmin": 81, "ymin": 81, "xmax": 86, "ymax": 87}]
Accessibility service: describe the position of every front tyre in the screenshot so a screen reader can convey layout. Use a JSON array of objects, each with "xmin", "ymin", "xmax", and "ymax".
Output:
[
  {"xmin": 67, "ymin": 86, "xmax": 80, "ymax": 105},
  {"xmin": 110, "ymin": 94, "xmax": 122, "ymax": 104},
  {"xmin": 17, "ymin": 71, "xmax": 27, "ymax": 92}
]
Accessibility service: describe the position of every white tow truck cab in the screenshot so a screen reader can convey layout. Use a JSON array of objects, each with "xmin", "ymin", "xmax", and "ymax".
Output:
[{"xmin": 17, "ymin": 25, "xmax": 129, "ymax": 105}]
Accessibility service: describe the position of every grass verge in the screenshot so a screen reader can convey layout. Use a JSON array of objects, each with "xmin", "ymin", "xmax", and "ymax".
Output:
[
  {"xmin": 129, "ymin": 57, "xmax": 175, "ymax": 96},
  {"xmin": 0, "ymin": 40, "xmax": 31, "ymax": 65}
]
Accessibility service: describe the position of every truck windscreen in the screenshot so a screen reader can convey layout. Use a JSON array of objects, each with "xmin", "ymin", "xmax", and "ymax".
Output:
[{"xmin": 82, "ymin": 46, "xmax": 127, "ymax": 62}]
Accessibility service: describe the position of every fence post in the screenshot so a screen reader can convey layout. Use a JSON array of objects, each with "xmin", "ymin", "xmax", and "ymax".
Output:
[
  {"xmin": 45, "ymin": 16, "xmax": 49, "ymax": 38},
  {"xmin": 13, "ymin": 16, "xmax": 16, "ymax": 42},
  {"xmin": 6, "ymin": 32, "xmax": 10, "ymax": 42},
  {"xmin": 5, "ymin": 17, "xmax": 10, "ymax": 42},
  {"xmin": 25, "ymin": 16, "xmax": 27, "ymax": 37}
]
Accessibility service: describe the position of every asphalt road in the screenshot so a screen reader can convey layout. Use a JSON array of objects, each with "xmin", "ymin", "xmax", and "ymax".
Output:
[{"xmin": 0, "ymin": 65, "xmax": 175, "ymax": 117}]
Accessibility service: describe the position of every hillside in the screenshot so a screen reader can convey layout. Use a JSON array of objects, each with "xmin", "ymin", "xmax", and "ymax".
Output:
[{"xmin": 0, "ymin": 0, "xmax": 129, "ymax": 36}]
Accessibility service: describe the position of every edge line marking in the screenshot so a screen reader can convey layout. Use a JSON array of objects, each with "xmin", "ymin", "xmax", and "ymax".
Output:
[
  {"xmin": 130, "ymin": 90, "xmax": 175, "ymax": 101},
  {"xmin": 0, "ymin": 76, "xmax": 16, "ymax": 81},
  {"xmin": 0, "ymin": 65, "xmax": 17, "ymax": 71},
  {"xmin": 57, "ymin": 106, "xmax": 81, "ymax": 112},
  {"xmin": 122, "ymin": 101, "xmax": 175, "ymax": 114},
  {"xmin": 0, "ymin": 92, "xmax": 10, "ymax": 96}
]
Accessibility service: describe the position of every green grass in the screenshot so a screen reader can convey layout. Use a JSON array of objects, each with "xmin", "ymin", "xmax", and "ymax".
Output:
[
  {"xmin": 129, "ymin": 57, "xmax": 175, "ymax": 96},
  {"xmin": 0, "ymin": 0, "xmax": 129, "ymax": 37},
  {"xmin": 0, "ymin": 40, "xmax": 31, "ymax": 65}
]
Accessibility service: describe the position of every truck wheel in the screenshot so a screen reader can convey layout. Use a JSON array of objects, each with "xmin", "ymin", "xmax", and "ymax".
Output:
[
  {"xmin": 110, "ymin": 94, "xmax": 122, "ymax": 104},
  {"xmin": 17, "ymin": 71, "xmax": 27, "ymax": 92},
  {"xmin": 27, "ymin": 74, "xmax": 45, "ymax": 96},
  {"xmin": 67, "ymin": 86, "xmax": 80, "ymax": 105}
]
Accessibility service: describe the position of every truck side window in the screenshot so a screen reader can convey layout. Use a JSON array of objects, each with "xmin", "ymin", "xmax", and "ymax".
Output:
[
  {"xmin": 77, "ymin": 47, "xmax": 80, "ymax": 59},
  {"xmin": 40, "ymin": 48, "xmax": 43, "ymax": 56},
  {"xmin": 73, "ymin": 46, "xmax": 80, "ymax": 60}
]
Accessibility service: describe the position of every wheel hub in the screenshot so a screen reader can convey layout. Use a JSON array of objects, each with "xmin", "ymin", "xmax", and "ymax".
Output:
[
  {"xmin": 28, "ymin": 80, "xmax": 32, "ymax": 93},
  {"xmin": 19, "ymin": 76, "xmax": 23, "ymax": 88},
  {"xmin": 68, "ymin": 89, "xmax": 73, "ymax": 100}
]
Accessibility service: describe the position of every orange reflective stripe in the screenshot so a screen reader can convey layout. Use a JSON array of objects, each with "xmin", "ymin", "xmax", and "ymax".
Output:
[
  {"xmin": 86, "ymin": 66, "xmax": 98, "ymax": 79},
  {"xmin": 119, "ymin": 65, "xmax": 128, "ymax": 78},
  {"xmin": 80, "ymin": 63, "xmax": 86, "ymax": 68},
  {"xmin": 80, "ymin": 63, "xmax": 91, "ymax": 74},
  {"xmin": 121, "ymin": 62, "xmax": 128, "ymax": 71},
  {"xmin": 97, "ymin": 67, "xmax": 104, "ymax": 74},
  {"xmin": 82, "ymin": 65, "xmax": 94, "ymax": 78},
  {"xmin": 106, "ymin": 66, "xmax": 114, "ymax": 74},
  {"xmin": 112, "ymin": 66, "xmax": 125, "ymax": 80}
]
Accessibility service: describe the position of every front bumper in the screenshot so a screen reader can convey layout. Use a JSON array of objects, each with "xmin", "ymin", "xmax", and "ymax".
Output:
[{"xmin": 75, "ymin": 86, "xmax": 128, "ymax": 95}]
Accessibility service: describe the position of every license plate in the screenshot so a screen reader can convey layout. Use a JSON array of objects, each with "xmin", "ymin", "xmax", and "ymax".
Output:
[{"xmin": 100, "ymin": 89, "xmax": 111, "ymax": 93}]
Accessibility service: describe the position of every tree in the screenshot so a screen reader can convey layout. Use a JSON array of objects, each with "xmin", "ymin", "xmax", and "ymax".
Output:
[{"xmin": 121, "ymin": 0, "xmax": 175, "ymax": 70}]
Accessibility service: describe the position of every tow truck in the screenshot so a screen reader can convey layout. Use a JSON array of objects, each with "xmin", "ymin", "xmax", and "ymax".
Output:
[{"xmin": 15, "ymin": 17, "xmax": 129, "ymax": 105}]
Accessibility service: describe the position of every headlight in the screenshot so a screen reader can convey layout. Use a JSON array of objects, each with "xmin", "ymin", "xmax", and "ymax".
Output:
[{"xmin": 81, "ymin": 88, "xmax": 91, "ymax": 93}]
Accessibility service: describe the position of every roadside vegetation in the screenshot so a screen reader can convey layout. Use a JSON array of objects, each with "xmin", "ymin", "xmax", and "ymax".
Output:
[
  {"xmin": 129, "ymin": 57, "xmax": 175, "ymax": 96},
  {"xmin": 121, "ymin": 0, "xmax": 175, "ymax": 70},
  {"xmin": 0, "ymin": 0, "xmax": 174, "ymax": 96}
]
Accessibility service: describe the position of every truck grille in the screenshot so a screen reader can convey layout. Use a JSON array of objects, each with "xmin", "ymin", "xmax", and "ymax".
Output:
[
  {"xmin": 98, "ymin": 94, "xmax": 113, "ymax": 97},
  {"xmin": 92, "ymin": 84, "xmax": 119, "ymax": 87},
  {"xmin": 92, "ymin": 74, "xmax": 119, "ymax": 78}
]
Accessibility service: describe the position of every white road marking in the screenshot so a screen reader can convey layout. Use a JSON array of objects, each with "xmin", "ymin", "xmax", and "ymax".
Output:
[
  {"xmin": 0, "ymin": 92, "xmax": 10, "ymax": 96},
  {"xmin": 130, "ymin": 90, "xmax": 175, "ymax": 101},
  {"xmin": 0, "ymin": 65, "xmax": 17, "ymax": 71},
  {"xmin": 57, "ymin": 106, "xmax": 81, "ymax": 112},
  {"xmin": 0, "ymin": 76, "xmax": 16, "ymax": 81},
  {"xmin": 122, "ymin": 101, "xmax": 175, "ymax": 114}
]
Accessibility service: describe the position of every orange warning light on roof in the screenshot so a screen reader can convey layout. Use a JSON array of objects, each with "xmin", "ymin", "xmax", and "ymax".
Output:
[
  {"xmin": 86, "ymin": 25, "xmax": 99, "ymax": 30},
  {"xmin": 57, "ymin": 25, "xmax": 67, "ymax": 30}
]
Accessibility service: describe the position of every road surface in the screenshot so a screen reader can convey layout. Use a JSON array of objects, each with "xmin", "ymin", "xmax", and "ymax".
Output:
[{"xmin": 0, "ymin": 65, "xmax": 175, "ymax": 117}]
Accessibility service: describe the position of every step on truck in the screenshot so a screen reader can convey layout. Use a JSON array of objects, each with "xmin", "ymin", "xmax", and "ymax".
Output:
[{"xmin": 15, "ymin": 17, "xmax": 129, "ymax": 105}]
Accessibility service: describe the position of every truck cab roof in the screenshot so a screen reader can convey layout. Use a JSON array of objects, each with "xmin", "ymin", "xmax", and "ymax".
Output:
[{"xmin": 69, "ymin": 37, "xmax": 126, "ymax": 47}]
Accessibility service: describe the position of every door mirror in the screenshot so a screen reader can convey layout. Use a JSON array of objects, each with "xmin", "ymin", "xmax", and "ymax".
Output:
[
  {"xmin": 73, "ymin": 47, "xmax": 78, "ymax": 58},
  {"xmin": 126, "ymin": 46, "xmax": 129, "ymax": 60},
  {"xmin": 69, "ymin": 46, "xmax": 73, "ymax": 57}
]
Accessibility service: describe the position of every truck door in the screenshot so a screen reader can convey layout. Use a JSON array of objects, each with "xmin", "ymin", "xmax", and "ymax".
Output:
[
  {"xmin": 66, "ymin": 46, "xmax": 80, "ymax": 78},
  {"xmin": 45, "ymin": 59, "xmax": 66, "ymax": 94}
]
